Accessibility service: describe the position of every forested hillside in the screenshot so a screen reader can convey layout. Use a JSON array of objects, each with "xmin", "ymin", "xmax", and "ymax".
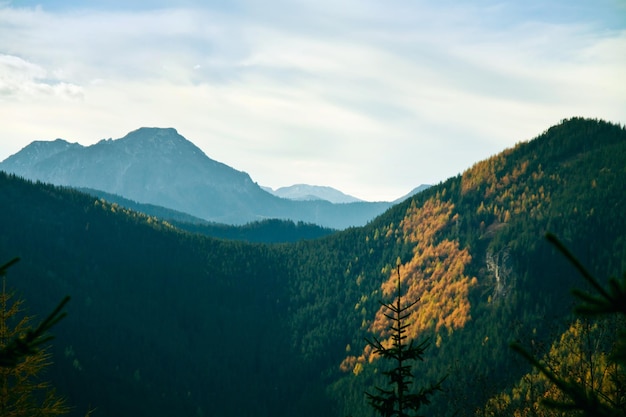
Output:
[
  {"xmin": 322, "ymin": 117, "xmax": 626, "ymax": 416},
  {"xmin": 0, "ymin": 117, "xmax": 624, "ymax": 416},
  {"xmin": 79, "ymin": 187, "xmax": 337, "ymax": 243},
  {"xmin": 0, "ymin": 175, "xmax": 304, "ymax": 416}
]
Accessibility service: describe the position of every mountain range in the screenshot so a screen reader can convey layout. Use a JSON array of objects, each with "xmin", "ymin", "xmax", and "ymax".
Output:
[
  {"xmin": 264, "ymin": 184, "xmax": 364, "ymax": 203},
  {"xmin": 0, "ymin": 128, "xmax": 420, "ymax": 229},
  {"xmin": 0, "ymin": 117, "xmax": 624, "ymax": 417}
]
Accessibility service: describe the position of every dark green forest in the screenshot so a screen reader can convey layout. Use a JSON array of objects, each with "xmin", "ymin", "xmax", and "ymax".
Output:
[
  {"xmin": 0, "ymin": 117, "xmax": 625, "ymax": 416},
  {"xmin": 77, "ymin": 187, "xmax": 337, "ymax": 243}
]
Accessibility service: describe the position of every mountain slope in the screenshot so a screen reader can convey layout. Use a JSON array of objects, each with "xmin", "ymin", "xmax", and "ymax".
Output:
[
  {"xmin": 0, "ymin": 128, "xmax": 391, "ymax": 228},
  {"xmin": 77, "ymin": 187, "xmax": 336, "ymax": 243},
  {"xmin": 322, "ymin": 117, "xmax": 626, "ymax": 416},
  {"xmin": 0, "ymin": 118, "xmax": 624, "ymax": 417},
  {"xmin": 0, "ymin": 172, "xmax": 303, "ymax": 416},
  {"xmin": 2, "ymin": 138, "xmax": 82, "ymax": 169},
  {"xmin": 1, "ymin": 127, "xmax": 270, "ymax": 221},
  {"xmin": 392, "ymin": 183, "xmax": 431, "ymax": 203}
]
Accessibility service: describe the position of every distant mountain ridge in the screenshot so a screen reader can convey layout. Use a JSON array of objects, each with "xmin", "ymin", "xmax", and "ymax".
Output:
[
  {"xmin": 77, "ymin": 187, "xmax": 336, "ymax": 243},
  {"xmin": 265, "ymin": 183, "xmax": 430, "ymax": 204},
  {"xmin": 0, "ymin": 127, "xmax": 393, "ymax": 229},
  {"xmin": 4, "ymin": 138, "xmax": 82, "ymax": 169},
  {"xmin": 265, "ymin": 184, "xmax": 364, "ymax": 203},
  {"xmin": 393, "ymin": 184, "xmax": 431, "ymax": 203}
]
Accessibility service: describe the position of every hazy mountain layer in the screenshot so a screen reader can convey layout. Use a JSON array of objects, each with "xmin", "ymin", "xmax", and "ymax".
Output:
[
  {"xmin": 78, "ymin": 187, "xmax": 336, "ymax": 242},
  {"xmin": 0, "ymin": 128, "xmax": 391, "ymax": 228},
  {"xmin": 267, "ymin": 184, "xmax": 364, "ymax": 203}
]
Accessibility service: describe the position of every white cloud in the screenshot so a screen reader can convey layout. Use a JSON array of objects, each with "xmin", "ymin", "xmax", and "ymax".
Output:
[
  {"xmin": 0, "ymin": 1, "xmax": 624, "ymax": 200},
  {"xmin": 0, "ymin": 53, "xmax": 84, "ymax": 100}
]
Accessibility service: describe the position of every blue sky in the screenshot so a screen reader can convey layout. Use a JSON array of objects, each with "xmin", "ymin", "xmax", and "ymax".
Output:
[{"xmin": 1, "ymin": 0, "xmax": 624, "ymax": 201}]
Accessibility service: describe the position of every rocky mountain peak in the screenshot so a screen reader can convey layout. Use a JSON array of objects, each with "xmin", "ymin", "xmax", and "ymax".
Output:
[{"xmin": 111, "ymin": 127, "xmax": 203, "ymax": 157}]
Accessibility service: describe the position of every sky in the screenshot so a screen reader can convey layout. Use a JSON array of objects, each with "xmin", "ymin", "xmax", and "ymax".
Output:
[{"xmin": 0, "ymin": 1, "xmax": 625, "ymax": 201}]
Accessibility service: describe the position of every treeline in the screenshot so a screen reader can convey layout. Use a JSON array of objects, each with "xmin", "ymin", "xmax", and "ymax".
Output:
[
  {"xmin": 171, "ymin": 218, "xmax": 337, "ymax": 243},
  {"xmin": 0, "ymin": 117, "xmax": 624, "ymax": 416},
  {"xmin": 79, "ymin": 187, "xmax": 337, "ymax": 242}
]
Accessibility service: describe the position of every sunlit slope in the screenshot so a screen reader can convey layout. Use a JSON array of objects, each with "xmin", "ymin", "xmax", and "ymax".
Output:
[
  {"xmin": 287, "ymin": 117, "xmax": 626, "ymax": 416},
  {"xmin": 0, "ymin": 118, "xmax": 624, "ymax": 417}
]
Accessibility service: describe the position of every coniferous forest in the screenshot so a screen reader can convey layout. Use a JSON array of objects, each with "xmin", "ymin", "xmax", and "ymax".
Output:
[{"xmin": 0, "ymin": 117, "xmax": 625, "ymax": 416}]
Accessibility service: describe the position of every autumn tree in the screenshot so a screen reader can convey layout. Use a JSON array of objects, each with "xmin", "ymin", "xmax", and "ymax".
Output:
[
  {"xmin": 365, "ymin": 266, "xmax": 445, "ymax": 417},
  {"xmin": 510, "ymin": 234, "xmax": 626, "ymax": 417},
  {"xmin": 0, "ymin": 257, "xmax": 69, "ymax": 416},
  {"xmin": 479, "ymin": 318, "xmax": 623, "ymax": 417}
]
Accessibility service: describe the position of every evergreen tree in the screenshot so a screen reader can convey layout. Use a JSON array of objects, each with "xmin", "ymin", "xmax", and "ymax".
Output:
[
  {"xmin": 365, "ymin": 266, "xmax": 445, "ymax": 417},
  {"xmin": 0, "ymin": 259, "xmax": 69, "ymax": 369},
  {"xmin": 0, "ymin": 257, "xmax": 69, "ymax": 416},
  {"xmin": 511, "ymin": 233, "xmax": 626, "ymax": 417}
]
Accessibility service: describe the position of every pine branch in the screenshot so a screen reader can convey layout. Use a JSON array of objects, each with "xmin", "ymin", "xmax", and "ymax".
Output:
[
  {"xmin": 0, "ymin": 296, "xmax": 71, "ymax": 367},
  {"xmin": 545, "ymin": 233, "xmax": 612, "ymax": 302},
  {"xmin": 0, "ymin": 258, "xmax": 71, "ymax": 367},
  {"xmin": 0, "ymin": 257, "xmax": 20, "ymax": 276},
  {"xmin": 510, "ymin": 342, "xmax": 616, "ymax": 417},
  {"xmin": 510, "ymin": 234, "xmax": 626, "ymax": 417}
]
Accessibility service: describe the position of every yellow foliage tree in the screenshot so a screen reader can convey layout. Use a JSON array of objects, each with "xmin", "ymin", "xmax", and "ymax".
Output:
[
  {"xmin": 341, "ymin": 198, "xmax": 476, "ymax": 370},
  {"xmin": 372, "ymin": 198, "xmax": 475, "ymax": 342},
  {"xmin": 480, "ymin": 234, "xmax": 626, "ymax": 417},
  {"xmin": 478, "ymin": 319, "xmax": 624, "ymax": 417},
  {"xmin": 0, "ymin": 262, "xmax": 68, "ymax": 417}
]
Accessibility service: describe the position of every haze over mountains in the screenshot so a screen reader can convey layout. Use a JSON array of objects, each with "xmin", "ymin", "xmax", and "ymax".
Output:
[{"xmin": 0, "ymin": 127, "xmax": 427, "ymax": 229}]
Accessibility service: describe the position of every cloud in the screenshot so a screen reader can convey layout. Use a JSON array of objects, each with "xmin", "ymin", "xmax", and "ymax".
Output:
[
  {"xmin": 0, "ymin": 54, "xmax": 84, "ymax": 99},
  {"xmin": 0, "ymin": 1, "xmax": 624, "ymax": 200}
]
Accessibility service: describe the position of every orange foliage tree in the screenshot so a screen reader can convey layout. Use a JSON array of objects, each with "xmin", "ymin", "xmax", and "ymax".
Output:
[
  {"xmin": 342, "ymin": 197, "xmax": 476, "ymax": 370},
  {"xmin": 372, "ymin": 198, "xmax": 476, "ymax": 342},
  {"xmin": 0, "ymin": 258, "xmax": 69, "ymax": 417}
]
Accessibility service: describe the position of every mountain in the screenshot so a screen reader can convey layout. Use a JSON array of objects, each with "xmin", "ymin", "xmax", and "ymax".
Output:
[
  {"xmin": 267, "ymin": 184, "xmax": 364, "ymax": 203},
  {"xmin": 2, "ymin": 138, "xmax": 82, "ymax": 169},
  {"xmin": 77, "ymin": 187, "xmax": 336, "ymax": 243},
  {"xmin": 0, "ymin": 128, "xmax": 391, "ymax": 229},
  {"xmin": 0, "ymin": 118, "xmax": 624, "ymax": 417},
  {"xmin": 392, "ymin": 183, "xmax": 431, "ymax": 203}
]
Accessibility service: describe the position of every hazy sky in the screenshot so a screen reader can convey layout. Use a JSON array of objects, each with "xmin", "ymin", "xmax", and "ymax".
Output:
[{"xmin": 1, "ymin": 0, "xmax": 624, "ymax": 201}]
